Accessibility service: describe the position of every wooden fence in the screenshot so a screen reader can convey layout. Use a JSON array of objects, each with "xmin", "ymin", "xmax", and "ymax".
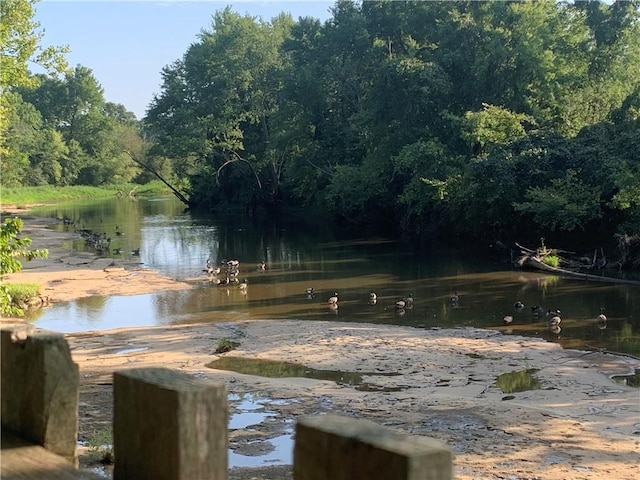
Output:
[{"xmin": 1, "ymin": 326, "xmax": 452, "ymax": 479}]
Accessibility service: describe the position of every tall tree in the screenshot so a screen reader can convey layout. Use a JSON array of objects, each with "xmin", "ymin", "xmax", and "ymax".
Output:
[{"xmin": 0, "ymin": 0, "xmax": 67, "ymax": 161}]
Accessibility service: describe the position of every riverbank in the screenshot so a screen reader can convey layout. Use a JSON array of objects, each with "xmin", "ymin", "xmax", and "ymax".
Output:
[
  {"xmin": 2, "ymin": 211, "xmax": 640, "ymax": 480},
  {"xmin": 1, "ymin": 209, "xmax": 191, "ymax": 304}
]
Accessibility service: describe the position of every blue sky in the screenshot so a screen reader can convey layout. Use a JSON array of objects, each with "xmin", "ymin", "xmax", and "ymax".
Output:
[{"xmin": 34, "ymin": 1, "xmax": 334, "ymax": 119}]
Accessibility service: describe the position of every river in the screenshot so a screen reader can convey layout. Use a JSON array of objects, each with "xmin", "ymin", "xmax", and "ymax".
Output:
[{"xmin": 22, "ymin": 196, "xmax": 640, "ymax": 357}]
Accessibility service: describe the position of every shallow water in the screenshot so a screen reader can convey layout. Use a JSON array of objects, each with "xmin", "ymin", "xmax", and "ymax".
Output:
[{"xmin": 22, "ymin": 197, "xmax": 640, "ymax": 356}]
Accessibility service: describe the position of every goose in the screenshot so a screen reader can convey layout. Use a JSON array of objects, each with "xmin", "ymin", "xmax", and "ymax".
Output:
[
  {"xmin": 257, "ymin": 261, "xmax": 266, "ymax": 271},
  {"xmin": 369, "ymin": 290, "xmax": 378, "ymax": 305},
  {"xmin": 131, "ymin": 248, "xmax": 140, "ymax": 256},
  {"xmin": 548, "ymin": 310, "xmax": 562, "ymax": 327},
  {"xmin": 305, "ymin": 287, "xmax": 315, "ymax": 299},
  {"xmin": 405, "ymin": 294, "xmax": 414, "ymax": 308},
  {"xmin": 239, "ymin": 279, "xmax": 248, "ymax": 290},
  {"xmin": 503, "ymin": 315, "xmax": 514, "ymax": 325},
  {"xmin": 513, "ymin": 301, "xmax": 525, "ymax": 310},
  {"xmin": 328, "ymin": 292, "xmax": 339, "ymax": 305},
  {"xmin": 597, "ymin": 307, "xmax": 607, "ymax": 329},
  {"xmin": 450, "ymin": 292, "xmax": 459, "ymax": 304},
  {"xmin": 395, "ymin": 298, "xmax": 406, "ymax": 309},
  {"xmin": 531, "ymin": 305, "xmax": 544, "ymax": 316},
  {"xmin": 597, "ymin": 307, "xmax": 607, "ymax": 323}
]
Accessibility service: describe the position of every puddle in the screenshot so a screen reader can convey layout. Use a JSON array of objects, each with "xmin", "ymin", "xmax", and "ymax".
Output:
[
  {"xmin": 207, "ymin": 356, "xmax": 401, "ymax": 391},
  {"xmin": 113, "ymin": 347, "xmax": 149, "ymax": 355},
  {"xmin": 228, "ymin": 393, "xmax": 293, "ymax": 467},
  {"xmin": 611, "ymin": 369, "xmax": 640, "ymax": 387},
  {"xmin": 495, "ymin": 369, "xmax": 541, "ymax": 393}
]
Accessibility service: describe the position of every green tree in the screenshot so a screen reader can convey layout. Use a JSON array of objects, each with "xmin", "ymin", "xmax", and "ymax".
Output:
[
  {"xmin": 0, "ymin": 217, "xmax": 48, "ymax": 316},
  {"xmin": 0, "ymin": 0, "xmax": 67, "ymax": 160},
  {"xmin": 147, "ymin": 8, "xmax": 294, "ymax": 210}
]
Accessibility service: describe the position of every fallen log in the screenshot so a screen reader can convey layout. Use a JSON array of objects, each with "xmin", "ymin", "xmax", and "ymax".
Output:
[{"xmin": 518, "ymin": 255, "xmax": 640, "ymax": 286}]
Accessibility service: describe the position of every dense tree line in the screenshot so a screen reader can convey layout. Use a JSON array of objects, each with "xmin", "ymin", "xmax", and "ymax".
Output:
[
  {"xmin": 144, "ymin": 0, "xmax": 640, "ymax": 250},
  {"xmin": 3, "ymin": 0, "xmax": 639, "ymax": 254}
]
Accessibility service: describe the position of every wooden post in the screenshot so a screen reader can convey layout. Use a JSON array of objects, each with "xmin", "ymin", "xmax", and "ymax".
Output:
[
  {"xmin": 113, "ymin": 367, "xmax": 228, "ymax": 480},
  {"xmin": 293, "ymin": 414, "xmax": 453, "ymax": 480},
  {"xmin": 1, "ymin": 327, "xmax": 79, "ymax": 465}
]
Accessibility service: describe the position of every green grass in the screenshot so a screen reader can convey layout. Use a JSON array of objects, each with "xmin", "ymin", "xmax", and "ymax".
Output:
[
  {"xmin": 1, "ymin": 181, "xmax": 171, "ymax": 207},
  {"xmin": 6, "ymin": 283, "xmax": 40, "ymax": 304},
  {"xmin": 86, "ymin": 429, "xmax": 114, "ymax": 465},
  {"xmin": 215, "ymin": 337, "xmax": 241, "ymax": 354}
]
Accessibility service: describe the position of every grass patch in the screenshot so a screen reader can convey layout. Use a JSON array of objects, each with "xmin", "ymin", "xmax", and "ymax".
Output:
[
  {"xmin": 215, "ymin": 337, "xmax": 241, "ymax": 354},
  {"xmin": 86, "ymin": 429, "xmax": 114, "ymax": 465},
  {"xmin": 1, "ymin": 181, "xmax": 172, "ymax": 207},
  {"xmin": 6, "ymin": 283, "xmax": 40, "ymax": 304}
]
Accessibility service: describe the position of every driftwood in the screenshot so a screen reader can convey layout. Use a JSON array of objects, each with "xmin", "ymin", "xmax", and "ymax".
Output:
[{"xmin": 515, "ymin": 243, "xmax": 640, "ymax": 286}]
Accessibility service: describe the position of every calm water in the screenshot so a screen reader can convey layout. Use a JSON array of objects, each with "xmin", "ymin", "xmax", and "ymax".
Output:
[{"xmin": 22, "ymin": 197, "xmax": 640, "ymax": 357}]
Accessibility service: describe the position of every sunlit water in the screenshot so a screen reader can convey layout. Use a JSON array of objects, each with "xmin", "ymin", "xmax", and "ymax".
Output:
[{"xmin": 21, "ymin": 197, "xmax": 640, "ymax": 357}]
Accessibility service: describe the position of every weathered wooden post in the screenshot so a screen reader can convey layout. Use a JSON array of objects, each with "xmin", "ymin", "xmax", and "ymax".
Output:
[
  {"xmin": 293, "ymin": 414, "xmax": 453, "ymax": 480},
  {"xmin": 113, "ymin": 367, "xmax": 228, "ymax": 480},
  {"xmin": 1, "ymin": 327, "xmax": 79, "ymax": 465}
]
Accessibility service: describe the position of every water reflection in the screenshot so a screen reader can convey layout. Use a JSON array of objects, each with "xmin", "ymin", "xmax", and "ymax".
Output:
[
  {"xmin": 207, "ymin": 357, "xmax": 400, "ymax": 391},
  {"xmin": 23, "ymin": 197, "xmax": 640, "ymax": 356},
  {"xmin": 495, "ymin": 369, "xmax": 542, "ymax": 393}
]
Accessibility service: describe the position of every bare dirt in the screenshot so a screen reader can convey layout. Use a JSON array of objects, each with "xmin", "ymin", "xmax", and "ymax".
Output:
[{"xmin": 2, "ymin": 209, "xmax": 640, "ymax": 480}]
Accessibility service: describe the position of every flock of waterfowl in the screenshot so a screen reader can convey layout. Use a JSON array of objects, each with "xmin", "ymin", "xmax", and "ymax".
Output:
[
  {"xmin": 200, "ymin": 258, "xmax": 610, "ymax": 332},
  {"xmin": 503, "ymin": 300, "xmax": 607, "ymax": 335},
  {"xmin": 204, "ymin": 258, "xmax": 248, "ymax": 289},
  {"xmin": 61, "ymin": 219, "xmax": 140, "ymax": 256}
]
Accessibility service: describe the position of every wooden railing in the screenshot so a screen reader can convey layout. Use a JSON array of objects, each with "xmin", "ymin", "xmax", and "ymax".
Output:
[{"xmin": 1, "ymin": 326, "xmax": 453, "ymax": 480}]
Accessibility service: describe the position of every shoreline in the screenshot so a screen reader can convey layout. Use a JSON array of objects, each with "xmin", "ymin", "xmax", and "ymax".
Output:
[
  {"xmin": 2, "ymin": 210, "xmax": 640, "ymax": 479},
  {"xmin": 1, "ymin": 209, "xmax": 191, "ymax": 305}
]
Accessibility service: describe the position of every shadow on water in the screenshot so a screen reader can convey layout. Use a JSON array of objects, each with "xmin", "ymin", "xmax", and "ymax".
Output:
[{"xmin": 24, "ymin": 197, "xmax": 640, "ymax": 358}]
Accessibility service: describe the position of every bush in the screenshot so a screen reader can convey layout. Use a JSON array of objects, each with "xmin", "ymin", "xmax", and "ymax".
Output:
[
  {"xmin": 86, "ymin": 429, "xmax": 114, "ymax": 465},
  {"xmin": 215, "ymin": 337, "xmax": 241, "ymax": 353},
  {"xmin": 1, "ymin": 217, "xmax": 48, "ymax": 316},
  {"xmin": 542, "ymin": 255, "xmax": 560, "ymax": 268}
]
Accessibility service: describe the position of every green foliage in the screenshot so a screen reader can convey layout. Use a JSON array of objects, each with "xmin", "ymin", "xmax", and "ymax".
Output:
[
  {"xmin": 0, "ymin": 181, "xmax": 170, "ymax": 205},
  {"xmin": 0, "ymin": 217, "xmax": 48, "ymax": 316},
  {"xmin": 215, "ymin": 337, "xmax": 241, "ymax": 354},
  {"xmin": 542, "ymin": 255, "xmax": 560, "ymax": 268},
  {"xmin": 5, "ymin": 0, "xmax": 640, "ymax": 252},
  {"xmin": 462, "ymin": 104, "xmax": 531, "ymax": 152},
  {"xmin": 0, "ymin": 0, "xmax": 68, "ymax": 161},
  {"xmin": 86, "ymin": 429, "xmax": 114, "ymax": 464},
  {"xmin": 5, "ymin": 282, "xmax": 40, "ymax": 303},
  {"xmin": 514, "ymin": 169, "xmax": 602, "ymax": 232}
]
